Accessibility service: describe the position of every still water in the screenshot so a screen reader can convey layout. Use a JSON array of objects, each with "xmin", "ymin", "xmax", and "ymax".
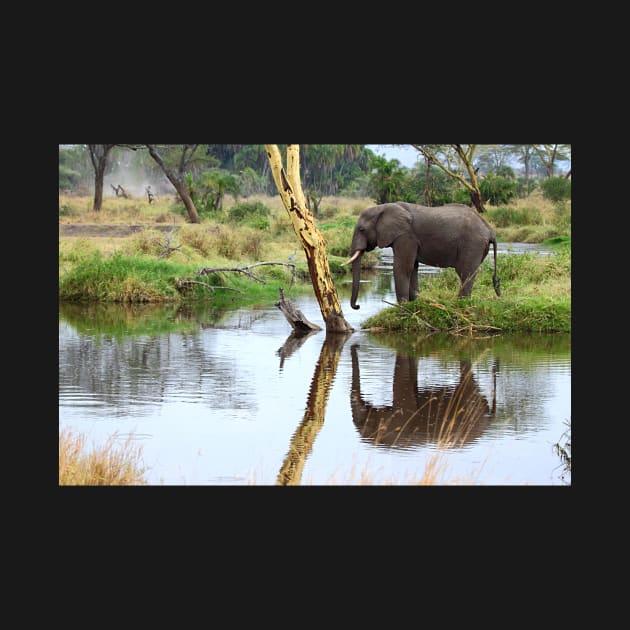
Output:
[{"xmin": 58, "ymin": 245, "xmax": 570, "ymax": 485}]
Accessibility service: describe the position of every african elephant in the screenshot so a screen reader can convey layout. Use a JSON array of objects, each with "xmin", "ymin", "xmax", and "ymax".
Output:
[
  {"xmin": 343, "ymin": 202, "xmax": 501, "ymax": 309},
  {"xmin": 350, "ymin": 344, "xmax": 496, "ymax": 449}
]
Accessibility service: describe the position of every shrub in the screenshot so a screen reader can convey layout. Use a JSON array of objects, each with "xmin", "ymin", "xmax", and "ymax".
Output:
[
  {"xmin": 479, "ymin": 174, "xmax": 517, "ymax": 205},
  {"xmin": 541, "ymin": 176, "xmax": 571, "ymax": 202},
  {"xmin": 228, "ymin": 201, "xmax": 271, "ymax": 226}
]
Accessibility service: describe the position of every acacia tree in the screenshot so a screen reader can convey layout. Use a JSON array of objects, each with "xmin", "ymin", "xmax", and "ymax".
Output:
[
  {"xmin": 88, "ymin": 144, "xmax": 116, "ymax": 211},
  {"xmin": 533, "ymin": 144, "xmax": 571, "ymax": 177},
  {"xmin": 146, "ymin": 144, "xmax": 202, "ymax": 223},
  {"xmin": 411, "ymin": 144, "xmax": 486, "ymax": 212},
  {"xmin": 265, "ymin": 144, "xmax": 353, "ymax": 334},
  {"xmin": 512, "ymin": 145, "xmax": 536, "ymax": 195}
]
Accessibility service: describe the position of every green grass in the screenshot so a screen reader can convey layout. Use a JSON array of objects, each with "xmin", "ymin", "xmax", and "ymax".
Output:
[
  {"xmin": 361, "ymin": 249, "xmax": 570, "ymax": 334},
  {"xmin": 58, "ymin": 251, "xmax": 318, "ymax": 306}
]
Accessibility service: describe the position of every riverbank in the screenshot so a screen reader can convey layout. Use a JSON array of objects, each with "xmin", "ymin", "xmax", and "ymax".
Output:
[{"xmin": 58, "ymin": 194, "xmax": 570, "ymax": 333}]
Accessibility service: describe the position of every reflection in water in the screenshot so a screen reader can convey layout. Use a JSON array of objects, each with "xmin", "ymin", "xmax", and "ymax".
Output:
[
  {"xmin": 276, "ymin": 332, "xmax": 351, "ymax": 485},
  {"xmin": 276, "ymin": 330, "xmax": 319, "ymax": 370},
  {"xmin": 59, "ymin": 286, "xmax": 570, "ymax": 485},
  {"xmin": 350, "ymin": 344, "xmax": 496, "ymax": 449}
]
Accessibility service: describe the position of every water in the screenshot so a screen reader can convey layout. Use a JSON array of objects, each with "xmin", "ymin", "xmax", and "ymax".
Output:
[{"xmin": 58, "ymin": 244, "xmax": 570, "ymax": 485}]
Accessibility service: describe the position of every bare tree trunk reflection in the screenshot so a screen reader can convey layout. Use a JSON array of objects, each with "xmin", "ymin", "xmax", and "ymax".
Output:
[{"xmin": 276, "ymin": 332, "xmax": 352, "ymax": 486}]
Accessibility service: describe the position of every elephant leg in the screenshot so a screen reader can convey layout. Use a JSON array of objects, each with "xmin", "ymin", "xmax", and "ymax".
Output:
[
  {"xmin": 457, "ymin": 268, "xmax": 478, "ymax": 298},
  {"xmin": 393, "ymin": 255, "xmax": 413, "ymax": 303},
  {"xmin": 409, "ymin": 260, "xmax": 419, "ymax": 301}
]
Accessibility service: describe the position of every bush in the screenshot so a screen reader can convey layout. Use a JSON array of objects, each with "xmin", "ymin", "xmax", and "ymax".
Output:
[
  {"xmin": 541, "ymin": 176, "xmax": 571, "ymax": 202},
  {"xmin": 479, "ymin": 174, "xmax": 517, "ymax": 205},
  {"xmin": 228, "ymin": 201, "xmax": 271, "ymax": 226}
]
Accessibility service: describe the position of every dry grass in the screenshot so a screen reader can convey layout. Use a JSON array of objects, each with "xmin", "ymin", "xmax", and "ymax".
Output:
[
  {"xmin": 59, "ymin": 427, "xmax": 147, "ymax": 486},
  {"xmin": 59, "ymin": 193, "xmax": 184, "ymax": 224}
]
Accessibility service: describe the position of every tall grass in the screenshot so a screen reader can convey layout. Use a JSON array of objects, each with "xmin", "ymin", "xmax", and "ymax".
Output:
[{"xmin": 59, "ymin": 428, "xmax": 147, "ymax": 486}]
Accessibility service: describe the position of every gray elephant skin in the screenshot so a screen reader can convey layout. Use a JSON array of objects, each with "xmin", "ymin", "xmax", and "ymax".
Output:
[
  {"xmin": 350, "ymin": 344, "xmax": 496, "ymax": 449},
  {"xmin": 344, "ymin": 202, "xmax": 501, "ymax": 309}
]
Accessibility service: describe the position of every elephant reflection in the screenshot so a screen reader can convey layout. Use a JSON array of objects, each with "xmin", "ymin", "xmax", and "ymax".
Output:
[{"xmin": 350, "ymin": 344, "xmax": 496, "ymax": 448}]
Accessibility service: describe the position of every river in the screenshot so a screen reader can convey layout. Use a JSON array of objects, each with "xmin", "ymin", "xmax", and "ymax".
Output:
[{"xmin": 58, "ymin": 244, "xmax": 570, "ymax": 485}]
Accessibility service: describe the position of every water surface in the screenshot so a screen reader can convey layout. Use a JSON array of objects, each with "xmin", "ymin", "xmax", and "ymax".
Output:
[{"xmin": 58, "ymin": 244, "xmax": 570, "ymax": 485}]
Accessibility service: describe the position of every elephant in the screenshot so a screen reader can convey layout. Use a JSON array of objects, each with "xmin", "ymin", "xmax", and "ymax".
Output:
[
  {"xmin": 350, "ymin": 344, "xmax": 496, "ymax": 449},
  {"xmin": 343, "ymin": 202, "xmax": 501, "ymax": 309}
]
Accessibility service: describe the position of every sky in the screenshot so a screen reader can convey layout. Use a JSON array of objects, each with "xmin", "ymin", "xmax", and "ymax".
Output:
[{"xmin": 365, "ymin": 144, "xmax": 421, "ymax": 168}]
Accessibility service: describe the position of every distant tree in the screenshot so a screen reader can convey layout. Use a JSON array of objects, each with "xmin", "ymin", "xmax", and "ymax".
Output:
[
  {"xmin": 512, "ymin": 145, "xmax": 536, "ymax": 195},
  {"xmin": 474, "ymin": 145, "xmax": 513, "ymax": 175},
  {"xmin": 87, "ymin": 145, "xmax": 116, "ymax": 211},
  {"xmin": 403, "ymin": 164, "xmax": 459, "ymax": 207},
  {"xmin": 412, "ymin": 144, "xmax": 486, "ymax": 212},
  {"xmin": 367, "ymin": 154, "xmax": 407, "ymax": 204},
  {"xmin": 188, "ymin": 169, "xmax": 241, "ymax": 214},
  {"xmin": 59, "ymin": 145, "xmax": 92, "ymax": 191},
  {"xmin": 533, "ymin": 144, "xmax": 571, "ymax": 177},
  {"xmin": 146, "ymin": 144, "xmax": 204, "ymax": 223}
]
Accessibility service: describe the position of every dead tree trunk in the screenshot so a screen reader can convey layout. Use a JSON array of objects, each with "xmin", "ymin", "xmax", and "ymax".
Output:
[
  {"xmin": 146, "ymin": 145, "xmax": 200, "ymax": 223},
  {"xmin": 275, "ymin": 288, "xmax": 321, "ymax": 334},
  {"xmin": 265, "ymin": 144, "xmax": 353, "ymax": 334},
  {"xmin": 88, "ymin": 144, "xmax": 115, "ymax": 212}
]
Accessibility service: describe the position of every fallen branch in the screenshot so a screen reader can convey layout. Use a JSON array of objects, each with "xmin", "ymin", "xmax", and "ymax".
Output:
[
  {"xmin": 197, "ymin": 261, "xmax": 296, "ymax": 284},
  {"xmin": 175, "ymin": 279, "xmax": 244, "ymax": 293}
]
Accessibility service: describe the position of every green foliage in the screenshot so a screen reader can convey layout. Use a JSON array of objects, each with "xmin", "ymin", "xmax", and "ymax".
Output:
[
  {"xmin": 189, "ymin": 169, "xmax": 242, "ymax": 215},
  {"xmin": 227, "ymin": 201, "xmax": 271, "ymax": 229},
  {"xmin": 238, "ymin": 166, "xmax": 269, "ymax": 196},
  {"xmin": 451, "ymin": 188, "xmax": 472, "ymax": 205},
  {"xmin": 542, "ymin": 235, "xmax": 571, "ymax": 250},
  {"xmin": 541, "ymin": 176, "xmax": 571, "ymax": 202},
  {"xmin": 479, "ymin": 174, "xmax": 517, "ymax": 205},
  {"xmin": 515, "ymin": 176, "xmax": 538, "ymax": 197},
  {"xmin": 495, "ymin": 165, "xmax": 515, "ymax": 179},
  {"xmin": 402, "ymin": 165, "xmax": 459, "ymax": 206},
  {"xmin": 59, "ymin": 165, "xmax": 82, "ymax": 190},
  {"xmin": 367, "ymin": 154, "xmax": 407, "ymax": 204}
]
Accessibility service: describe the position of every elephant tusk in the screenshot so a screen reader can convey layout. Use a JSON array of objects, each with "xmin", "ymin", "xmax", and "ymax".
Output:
[{"xmin": 341, "ymin": 250, "xmax": 362, "ymax": 266}]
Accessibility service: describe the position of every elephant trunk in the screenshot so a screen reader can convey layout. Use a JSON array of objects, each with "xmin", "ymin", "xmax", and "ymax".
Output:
[{"xmin": 350, "ymin": 251, "xmax": 364, "ymax": 310}]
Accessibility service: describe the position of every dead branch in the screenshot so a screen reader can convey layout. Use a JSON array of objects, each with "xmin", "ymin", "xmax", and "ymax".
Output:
[
  {"xmin": 176, "ymin": 279, "xmax": 244, "ymax": 293},
  {"xmin": 197, "ymin": 261, "xmax": 296, "ymax": 284},
  {"xmin": 111, "ymin": 184, "xmax": 130, "ymax": 198},
  {"xmin": 157, "ymin": 231, "xmax": 183, "ymax": 258}
]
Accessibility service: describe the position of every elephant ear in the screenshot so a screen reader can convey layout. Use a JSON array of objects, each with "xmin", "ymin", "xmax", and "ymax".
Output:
[{"xmin": 376, "ymin": 203, "xmax": 413, "ymax": 248}]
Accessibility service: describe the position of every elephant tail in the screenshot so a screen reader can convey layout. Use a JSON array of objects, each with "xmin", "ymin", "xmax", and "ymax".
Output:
[{"xmin": 491, "ymin": 237, "xmax": 501, "ymax": 296}]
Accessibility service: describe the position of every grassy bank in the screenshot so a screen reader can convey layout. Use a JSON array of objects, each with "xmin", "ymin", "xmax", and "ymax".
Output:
[{"xmin": 361, "ymin": 243, "xmax": 570, "ymax": 333}]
